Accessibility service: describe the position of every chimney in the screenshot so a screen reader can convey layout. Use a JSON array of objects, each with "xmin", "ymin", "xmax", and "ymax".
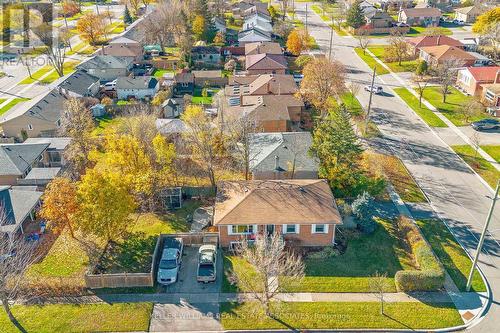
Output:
[
  {"xmin": 273, "ymin": 155, "xmax": 285, "ymax": 179},
  {"xmin": 437, "ymin": 35, "xmax": 441, "ymax": 46},
  {"xmin": 275, "ymin": 155, "xmax": 279, "ymax": 170}
]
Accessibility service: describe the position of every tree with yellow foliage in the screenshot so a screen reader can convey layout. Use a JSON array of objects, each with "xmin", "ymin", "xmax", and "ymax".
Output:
[
  {"xmin": 40, "ymin": 177, "xmax": 79, "ymax": 238},
  {"xmin": 286, "ymin": 28, "xmax": 309, "ymax": 56},
  {"xmin": 76, "ymin": 12, "xmax": 107, "ymax": 45},
  {"xmin": 192, "ymin": 15, "xmax": 206, "ymax": 41}
]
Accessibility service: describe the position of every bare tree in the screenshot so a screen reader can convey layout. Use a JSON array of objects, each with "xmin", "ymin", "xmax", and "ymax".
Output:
[
  {"xmin": 458, "ymin": 99, "xmax": 483, "ymax": 125},
  {"xmin": 369, "ymin": 271, "xmax": 389, "ymax": 315},
  {"xmin": 434, "ymin": 59, "xmax": 465, "ymax": 103},
  {"xmin": 226, "ymin": 116, "xmax": 260, "ymax": 180},
  {"xmin": 141, "ymin": 0, "xmax": 188, "ymax": 49},
  {"xmin": 356, "ymin": 29, "xmax": 371, "ymax": 54},
  {"xmin": 281, "ymin": 0, "xmax": 290, "ymax": 20},
  {"xmin": 413, "ymin": 75, "xmax": 429, "ymax": 108},
  {"xmin": 0, "ymin": 210, "xmax": 39, "ymax": 333},
  {"xmin": 32, "ymin": 23, "xmax": 66, "ymax": 77},
  {"xmin": 471, "ymin": 130, "xmax": 481, "ymax": 160},
  {"xmin": 227, "ymin": 233, "xmax": 304, "ymax": 316}
]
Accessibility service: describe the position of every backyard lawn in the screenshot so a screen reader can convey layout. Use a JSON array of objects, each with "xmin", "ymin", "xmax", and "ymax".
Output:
[
  {"xmin": 480, "ymin": 146, "xmax": 500, "ymax": 163},
  {"xmin": 220, "ymin": 301, "xmax": 462, "ymax": 330},
  {"xmin": 393, "ymin": 87, "xmax": 447, "ymax": 127},
  {"xmin": 192, "ymin": 87, "xmax": 220, "ymax": 105},
  {"xmin": 422, "ymin": 87, "xmax": 488, "ymax": 126},
  {"xmin": 367, "ymin": 46, "xmax": 418, "ymax": 72},
  {"xmin": 92, "ymin": 115, "xmax": 124, "ymax": 136},
  {"xmin": 452, "ymin": 145, "xmax": 500, "ymax": 189},
  {"xmin": 354, "ymin": 48, "xmax": 389, "ymax": 75},
  {"xmin": 223, "ymin": 218, "xmax": 415, "ymax": 293},
  {"xmin": 0, "ymin": 303, "xmax": 152, "ymax": 333},
  {"xmin": 416, "ymin": 219, "xmax": 486, "ymax": 292},
  {"xmin": 0, "ymin": 98, "xmax": 30, "ymax": 116},
  {"xmin": 153, "ymin": 69, "xmax": 175, "ymax": 78}
]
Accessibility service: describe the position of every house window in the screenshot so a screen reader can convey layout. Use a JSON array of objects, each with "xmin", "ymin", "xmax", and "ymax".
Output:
[
  {"xmin": 283, "ymin": 224, "xmax": 299, "ymax": 234},
  {"xmin": 27, "ymin": 124, "xmax": 33, "ymax": 130},
  {"xmin": 485, "ymin": 90, "xmax": 495, "ymax": 102},
  {"xmin": 229, "ymin": 225, "xmax": 255, "ymax": 235},
  {"xmin": 312, "ymin": 224, "xmax": 328, "ymax": 234}
]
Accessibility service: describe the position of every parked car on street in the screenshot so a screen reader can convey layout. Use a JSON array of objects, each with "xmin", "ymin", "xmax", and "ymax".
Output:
[
  {"xmin": 197, "ymin": 244, "xmax": 217, "ymax": 283},
  {"xmin": 364, "ymin": 85, "xmax": 384, "ymax": 94},
  {"xmin": 471, "ymin": 119, "xmax": 500, "ymax": 131}
]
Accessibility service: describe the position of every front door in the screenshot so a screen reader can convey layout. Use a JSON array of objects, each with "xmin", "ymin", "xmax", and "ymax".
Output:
[{"xmin": 266, "ymin": 224, "xmax": 275, "ymax": 236}]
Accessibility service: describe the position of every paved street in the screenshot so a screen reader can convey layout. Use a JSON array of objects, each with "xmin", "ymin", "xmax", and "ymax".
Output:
[{"xmin": 296, "ymin": 3, "xmax": 499, "ymax": 332}]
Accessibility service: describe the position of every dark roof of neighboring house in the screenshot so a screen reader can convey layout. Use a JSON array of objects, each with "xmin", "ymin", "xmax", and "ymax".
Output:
[
  {"xmin": 0, "ymin": 185, "xmax": 42, "ymax": 234},
  {"xmin": 238, "ymin": 27, "xmax": 272, "ymax": 40},
  {"xmin": 191, "ymin": 46, "xmax": 221, "ymax": 55},
  {"xmin": 246, "ymin": 53, "xmax": 287, "ymax": 70},
  {"xmin": 116, "ymin": 76, "xmax": 158, "ymax": 90},
  {"xmin": 77, "ymin": 55, "xmax": 133, "ymax": 70},
  {"xmin": 59, "ymin": 70, "xmax": 100, "ymax": 96},
  {"xmin": 0, "ymin": 143, "xmax": 48, "ymax": 176},
  {"xmin": 407, "ymin": 35, "xmax": 463, "ymax": 48},
  {"xmin": 214, "ymin": 179, "xmax": 342, "ymax": 226},
  {"xmin": 174, "ymin": 72, "xmax": 194, "ymax": 84},
  {"xmin": 402, "ymin": 8, "xmax": 441, "ymax": 18},
  {"xmin": 249, "ymin": 132, "xmax": 318, "ymax": 173}
]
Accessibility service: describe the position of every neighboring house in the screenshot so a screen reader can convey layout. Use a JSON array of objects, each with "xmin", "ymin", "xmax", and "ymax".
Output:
[
  {"xmin": 213, "ymin": 16, "xmax": 227, "ymax": 33},
  {"xmin": 398, "ymin": 8, "xmax": 441, "ymax": 27},
  {"xmin": 0, "ymin": 185, "xmax": 42, "ymax": 235},
  {"xmin": 99, "ymin": 36, "xmax": 143, "ymax": 61},
  {"xmin": 245, "ymin": 41, "xmax": 283, "ymax": 56},
  {"xmin": 460, "ymin": 38, "xmax": 479, "ymax": 52},
  {"xmin": 191, "ymin": 46, "xmax": 221, "ymax": 66},
  {"xmin": 242, "ymin": 2, "xmax": 270, "ymax": 20},
  {"xmin": 419, "ymin": 45, "xmax": 477, "ymax": 66},
  {"xmin": 238, "ymin": 28, "xmax": 272, "ymax": 46},
  {"xmin": 192, "ymin": 70, "xmax": 228, "ymax": 87},
  {"xmin": 23, "ymin": 137, "xmax": 70, "ymax": 168},
  {"xmin": 232, "ymin": 1, "xmax": 256, "ymax": 19},
  {"xmin": 245, "ymin": 53, "xmax": 287, "ymax": 75},
  {"xmin": 77, "ymin": 55, "xmax": 133, "ymax": 81},
  {"xmin": 161, "ymin": 99, "xmax": 181, "ymax": 118},
  {"xmin": 360, "ymin": 1, "xmax": 377, "ymax": 17},
  {"xmin": 456, "ymin": 66, "xmax": 500, "ymax": 97},
  {"xmin": 454, "ymin": 6, "xmax": 484, "ymax": 23},
  {"xmin": 213, "ymin": 179, "xmax": 342, "ymax": 247},
  {"xmin": 0, "ymin": 89, "xmax": 68, "ymax": 139},
  {"xmin": 174, "ymin": 72, "xmax": 195, "ymax": 95},
  {"xmin": 116, "ymin": 76, "xmax": 159, "ymax": 100},
  {"xmin": 59, "ymin": 70, "xmax": 100, "ymax": 98},
  {"xmin": 226, "ymin": 74, "xmax": 298, "ymax": 96},
  {"xmin": 0, "ymin": 142, "xmax": 48, "ymax": 185},
  {"xmin": 481, "ymin": 84, "xmax": 500, "ymax": 115},
  {"xmin": 144, "ymin": 44, "xmax": 163, "ymax": 57},
  {"xmin": 156, "ymin": 118, "xmax": 187, "ymax": 136},
  {"xmin": 221, "ymin": 94, "xmax": 304, "ymax": 132},
  {"xmin": 364, "ymin": 10, "xmax": 394, "ymax": 28},
  {"xmin": 249, "ymin": 132, "xmax": 318, "ymax": 180},
  {"xmin": 406, "ymin": 35, "xmax": 464, "ymax": 55},
  {"xmin": 243, "ymin": 12, "xmax": 273, "ymax": 33}
]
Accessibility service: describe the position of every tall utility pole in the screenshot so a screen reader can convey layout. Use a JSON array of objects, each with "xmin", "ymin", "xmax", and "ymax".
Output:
[
  {"xmin": 305, "ymin": 4, "xmax": 308, "ymax": 34},
  {"xmin": 364, "ymin": 66, "xmax": 377, "ymax": 133},
  {"xmin": 328, "ymin": 23, "xmax": 334, "ymax": 60},
  {"xmin": 466, "ymin": 179, "xmax": 500, "ymax": 291}
]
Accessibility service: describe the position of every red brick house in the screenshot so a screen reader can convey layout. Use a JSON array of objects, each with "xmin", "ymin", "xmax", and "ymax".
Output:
[
  {"xmin": 245, "ymin": 53, "xmax": 287, "ymax": 75},
  {"xmin": 456, "ymin": 66, "xmax": 500, "ymax": 97},
  {"xmin": 213, "ymin": 179, "xmax": 342, "ymax": 248},
  {"xmin": 406, "ymin": 35, "xmax": 464, "ymax": 55},
  {"xmin": 419, "ymin": 45, "xmax": 477, "ymax": 67}
]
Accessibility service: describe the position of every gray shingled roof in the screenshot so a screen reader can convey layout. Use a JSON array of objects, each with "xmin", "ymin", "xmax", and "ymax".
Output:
[
  {"xmin": 0, "ymin": 143, "xmax": 49, "ymax": 176},
  {"xmin": 77, "ymin": 55, "xmax": 133, "ymax": 70},
  {"xmin": 59, "ymin": 70, "xmax": 100, "ymax": 96},
  {"xmin": 116, "ymin": 76, "xmax": 158, "ymax": 89},
  {"xmin": 24, "ymin": 167, "xmax": 61, "ymax": 180},
  {"xmin": 0, "ymin": 186, "xmax": 42, "ymax": 234},
  {"xmin": 249, "ymin": 132, "xmax": 318, "ymax": 173},
  {"xmin": 23, "ymin": 137, "xmax": 71, "ymax": 150}
]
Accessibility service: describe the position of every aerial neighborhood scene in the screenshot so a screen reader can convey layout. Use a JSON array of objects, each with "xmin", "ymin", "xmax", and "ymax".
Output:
[{"xmin": 0, "ymin": 0, "xmax": 500, "ymax": 332}]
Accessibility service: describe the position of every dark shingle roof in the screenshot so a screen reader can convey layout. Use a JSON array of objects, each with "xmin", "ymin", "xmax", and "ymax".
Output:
[
  {"xmin": 116, "ymin": 76, "xmax": 158, "ymax": 89},
  {"xmin": 191, "ymin": 46, "xmax": 221, "ymax": 55},
  {"xmin": 0, "ymin": 143, "xmax": 48, "ymax": 176},
  {"xmin": 77, "ymin": 55, "xmax": 133, "ymax": 70},
  {"xmin": 59, "ymin": 70, "xmax": 100, "ymax": 96}
]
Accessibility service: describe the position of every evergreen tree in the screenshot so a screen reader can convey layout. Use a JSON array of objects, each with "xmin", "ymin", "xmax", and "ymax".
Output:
[
  {"xmin": 124, "ymin": 5, "xmax": 133, "ymax": 25},
  {"xmin": 352, "ymin": 192, "xmax": 376, "ymax": 234},
  {"xmin": 310, "ymin": 105, "xmax": 364, "ymax": 197},
  {"xmin": 346, "ymin": 0, "xmax": 366, "ymax": 29}
]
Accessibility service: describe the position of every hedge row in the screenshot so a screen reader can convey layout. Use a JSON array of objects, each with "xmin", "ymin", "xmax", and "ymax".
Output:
[{"xmin": 395, "ymin": 216, "xmax": 445, "ymax": 292}]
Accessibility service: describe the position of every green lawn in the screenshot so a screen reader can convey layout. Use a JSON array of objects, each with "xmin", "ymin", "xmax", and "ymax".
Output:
[
  {"xmin": 423, "ymin": 87, "xmax": 487, "ymax": 126},
  {"xmin": 452, "ymin": 145, "xmax": 500, "ymax": 189},
  {"xmin": 0, "ymin": 303, "xmax": 152, "ymax": 333},
  {"xmin": 192, "ymin": 87, "xmax": 220, "ymax": 105},
  {"xmin": 40, "ymin": 61, "xmax": 78, "ymax": 84},
  {"xmin": 367, "ymin": 46, "xmax": 418, "ymax": 72},
  {"xmin": 19, "ymin": 61, "xmax": 78, "ymax": 85},
  {"xmin": 416, "ymin": 219, "xmax": 486, "ymax": 292},
  {"xmin": 480, "ymin": 146, "xmax": 500, "ymax": 163},
  {"xmin": 224, "ymin": 218, "xmax": 410, "ymax": 292},
  {"xmin": 221, "ymin": 302, "xmax": 462, "ymax": 330},
  {"xmin": 153, "ymin": 69, "xmax": 175, "ymax": 78},
  {"xmin": 331, "ymin": 23, "xmax": 348, "ymax": 36},
  {"xmin": 354, "ymin": 48, "xmax": 389, "ymax": 75},
  {"xmin": 393, "ymin": 87, "xmax": 447, "ymax": 127},
  {"xmin": 369, "ymin": 26, "xmax": 452, "ymax": 39},
  {"xmin": 108, "ymin": 21, "xmax": 126, "ymax": 34},
  {"xmin": 92, "ymin": 115, "xmax": 123, "ymax": 136},
  {"xmin": 67, "ymin": 42, "xmax": 96, "ymax": 56},
  {"xmin": 19, "ymin": 65, "xmax": 54, "ymax": 85},
  {"xmin": 0, "ymin": 98, "xmax": 30, "ymax": 116},
  {"xmin": 341, "ymin": 92, "xmax": 363, "ymax": 116}
]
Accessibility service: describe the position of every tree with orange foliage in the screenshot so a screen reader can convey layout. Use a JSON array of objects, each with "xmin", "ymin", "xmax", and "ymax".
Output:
[
  {"xmin": 286, "ymin": 28, "xmax": 309, "ymax": 56},
  {"xmin": 76, "ymin": 12, "xmax": 107, "ymax": 45},
  {"xmin": 40, "ymin": 177, "xmax": 80, "ymax": 239}
]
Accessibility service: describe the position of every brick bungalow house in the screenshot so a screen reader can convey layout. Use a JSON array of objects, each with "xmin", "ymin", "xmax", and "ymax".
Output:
[
  {"xmin": 406, "ymin": 35, "xmax": 464, "ymax": 56},
  {"xmin": 213, "ymin": 179, "xmax": 342, "ymax": 247},
  {"xmin": 99, "ymin": 36, "xmax": 143, "ymax": 61},
  {"xmin": 419, "ymin": 45, "xmax": 477, "ymax": 67},
  {"xmin": 454, "ymin": 6, "xmax": 484, "ymax": 24},
  {"xmin": 456, "ymin": 66, "xmax": 500, "ymax": 97},
  {"xmin": 398, "ymin": 8, "xmax": 441, "ymax": 27},
  {"xmin": 245, "ymin": 53, "xmax": 288, "ymax": 75}
]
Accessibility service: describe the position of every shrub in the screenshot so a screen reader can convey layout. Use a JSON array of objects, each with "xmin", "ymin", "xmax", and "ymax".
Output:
[
  {"xmin": 395, "ymin": 216, "xmax": 445, "ymax": 291},
  {"xmin": 295, "ymin": 55, "xmax": 313, "ymax": 69},
  {"xmin": 352, "ymin": 192, "xmax": 376, "ymax": 234},
  {"xmin": 307, "ymin": 246, "xmax": 340, "ymax": 260}
]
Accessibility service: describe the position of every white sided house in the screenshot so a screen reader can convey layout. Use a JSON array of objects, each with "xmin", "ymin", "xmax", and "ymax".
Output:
[{"xmin": 116, "ymin": 76, "xmax": 159, "ymax": 100}]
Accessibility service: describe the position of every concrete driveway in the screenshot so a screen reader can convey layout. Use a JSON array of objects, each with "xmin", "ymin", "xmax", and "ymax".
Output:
[
  {"xmin": 162, "ymin": 246, "xmax": 222, "ymax": 294},
  {"xmin": 150, "ymin": 301, "xmax": 222, "ymax": 332}
]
